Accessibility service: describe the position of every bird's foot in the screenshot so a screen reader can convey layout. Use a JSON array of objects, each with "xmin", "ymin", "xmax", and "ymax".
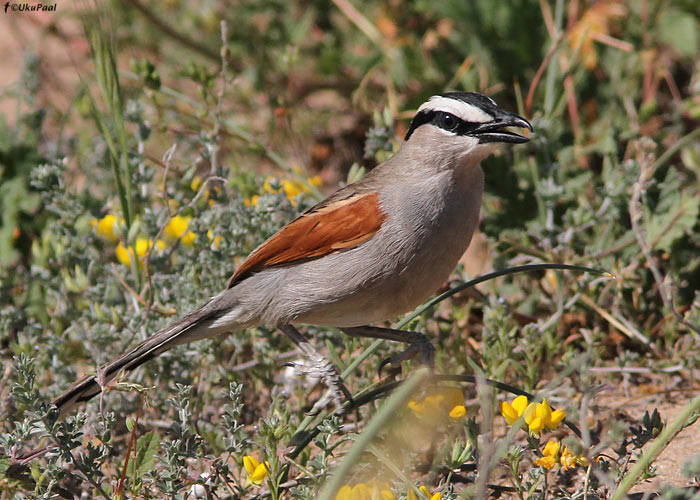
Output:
[
  {"xmin": 283, "ymin": 350, "xmax": 352, "ymax": 415},
  {"xmin": 378, "ymin": 331, "xmax": 435, "ymax": 375},
  {"xmin": 279, "ymin": 324, "xmax": 352, "ymax": 415}
]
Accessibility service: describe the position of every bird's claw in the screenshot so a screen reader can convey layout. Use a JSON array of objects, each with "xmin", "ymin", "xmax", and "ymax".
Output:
[
  {"xmin": 378, "ymin": 337, "xmax": 435, "ymax": 376},
  {"xmin": 285, "ymin": 356, "xmax": 352, "ymax": 415}
]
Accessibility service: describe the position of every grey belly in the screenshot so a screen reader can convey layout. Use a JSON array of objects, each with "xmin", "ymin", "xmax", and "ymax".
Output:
[{"xmin": 229, "ymin": 222, "xmax": 475, "ymax": 328}]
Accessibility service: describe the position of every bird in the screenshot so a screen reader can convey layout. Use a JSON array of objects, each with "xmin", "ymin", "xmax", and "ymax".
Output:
[{"xmin": 52, "ymin": 91, "xmax": 532, "ymax": 417}]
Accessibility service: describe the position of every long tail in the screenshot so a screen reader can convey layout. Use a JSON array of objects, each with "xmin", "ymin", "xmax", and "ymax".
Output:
[{"xmin": 52, "ymin": 299, "xmax": 229, "ymax": 418}]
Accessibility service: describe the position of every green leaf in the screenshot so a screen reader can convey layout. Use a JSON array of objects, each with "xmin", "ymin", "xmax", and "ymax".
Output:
[
  {"xmin": 126, "ymin": 431, "xmax": 160, "ymax": 477},
  {"xmin": 658, "ymin": 8, "xmax": 699, "ymax": 57},
  {"xmin": 0, "ymin": 455, "xmax": 10, "ymax": 476},
  {"xmin": 644, "ymin": 191, "xmax": 699, "ymax": 252}
]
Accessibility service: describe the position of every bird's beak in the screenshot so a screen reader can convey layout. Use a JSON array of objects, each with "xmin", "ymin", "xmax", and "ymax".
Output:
[{"xmin": 469, "ymin": 110, "xmax": 533, "ymax": 144}]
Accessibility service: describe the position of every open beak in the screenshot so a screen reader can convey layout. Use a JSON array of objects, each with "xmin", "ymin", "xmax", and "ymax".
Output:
[{"xmin": 470, "ymin": 110, "xmax": 533, "ymax": 144}]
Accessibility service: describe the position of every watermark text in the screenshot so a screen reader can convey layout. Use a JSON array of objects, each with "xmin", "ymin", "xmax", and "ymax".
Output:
[{"xmin": 4, "ymin": 2, "xmax": 57, "ymax": 12}]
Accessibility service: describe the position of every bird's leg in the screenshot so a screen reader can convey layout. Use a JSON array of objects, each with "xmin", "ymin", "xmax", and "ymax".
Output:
[
  {"xmin": 278, "ymin": 324, "xmax": 352, "ymax": 415},
  {"xmin": 341, "ymin": 326, "xmax": 435, "ymax": 373}
]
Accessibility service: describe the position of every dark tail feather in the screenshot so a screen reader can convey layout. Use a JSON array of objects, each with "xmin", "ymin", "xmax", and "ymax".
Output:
[{"xmin": 52, "ymin": 303, "xmax": 225, "ymax": 417}]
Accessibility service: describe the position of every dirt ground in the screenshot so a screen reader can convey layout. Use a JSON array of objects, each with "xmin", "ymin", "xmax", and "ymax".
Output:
[
  {"xmin": 622, "ymin": 386, "xmax": 700, "ymax": 493},
  {"xmin": 0, "ymin": 1, "xmax": 87, "ymax": 124}
]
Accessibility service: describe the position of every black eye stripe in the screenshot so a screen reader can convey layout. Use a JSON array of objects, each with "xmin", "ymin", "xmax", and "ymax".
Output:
[
  {"xmin": 433, "ymin": 112, "xmax": 479, "ymax": 135},
  {"xmin": 404, "ymin": 110, "xmax": 480, "ymax": 141}
]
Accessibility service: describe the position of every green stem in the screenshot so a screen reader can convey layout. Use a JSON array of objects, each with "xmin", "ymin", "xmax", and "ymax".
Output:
[
  {"xmin": 543, "ymin": 0, "xmax": 564, "ymax": 117},
  {"xmin": 651, "ymin": 127, "xmax": 700, "ymax": 172},
  {"xmin": 317, "ymin": 369, "xmax": 430, "ymax": 500}
]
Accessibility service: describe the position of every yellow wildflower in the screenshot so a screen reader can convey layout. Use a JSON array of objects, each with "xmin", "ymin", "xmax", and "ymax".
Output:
[
  {"xmin": 281, "ymin": 179, "xmax": 303, "ymax": 199},
  {"xmin": 523, "ymin": 401, "xmax": 545, "ymax": 435},
  {"xmin": 335, "ymin": 482, "xmax": 395, "ymax": 500},
  {"xmin": 501, "ymin": 396, "xmax": 566, "ymax": 436},
  {"xmin": 164, "ymin": 216, "xmax": 196, "ymax": 245},
  {"xmin": 335, "ymin": 485, "xmax": 352, "ymax": 500},
  {"xmin": 263, "ymin": 178, "xmax": 277, "ymax": 194},
  {"xmin": 409, "ymin": 388, "xmax": 465, "ymax": 422},
  {"xmin": 540, "ymin": 399, "xmax": 567, "ymax": 430},
  {"xmin": 408, "ymin": 485, "xmax": 440, "ymax": 500},
  {"xmin": 448, "ymin": 404, "xmax": 467, "ymax": 421},
  {"xmin": 242, "ymin": 455, "xmax": 269, "ymax": 486},
  {"xmin": 534, "ymin": 440, "xmax": 560, "ymax": 470},
  {"xmin": 500, "ymin": 395, "xmax": 529, "ymax": 426},
  {"xmin": 560, "ymin": 446, "xmax": 589, "ymax": 470},
  {"xmin": 367, "ymin": 481, "xmax": 395, "ymax": 500},
  {"xmin": 207, "ymin": 230, "xmax": 222, "ymax": 249},
  {"xmin": 115, "ymin": 242, "xmax": 131, "ymax": 266},
  {"xmin": 92, "ymin": 214, "xmax": 123, "ymax": 242},
  {"xmin": 164, "ymin": 215, "xmax": 190, "ymax": 239},
  {"xmin": 190, "ymin": 176, "xmax": 203, "ymax": 191},
  {"xmin": 181, "ymin": 231, "xmax": 196, "ymax": 246},
  {"xmin": 244, "ymin": 195, "xmax": 260, "ymax": 207},
  {"xmin": 380, "ymin": 489, "xmax": 395, "ymax": 500},
  {"xmin": 351, "ymin": 484, "xmax": 370, "ymax": 500},
  {"xmin": 116, "ymin": 238, "xmax": 166, "ymax": 266},
  {"xmin": 260, "ymin": 174, "xmax": 322, "ymax": 206}
]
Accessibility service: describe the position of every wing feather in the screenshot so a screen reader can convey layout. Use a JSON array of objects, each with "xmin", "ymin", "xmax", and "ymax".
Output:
[{"xmin": 228, "ymin": 191, "xmax": 385, "ymax": 288}]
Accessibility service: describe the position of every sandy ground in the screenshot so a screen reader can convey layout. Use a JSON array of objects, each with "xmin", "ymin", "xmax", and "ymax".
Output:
[
  {"xmin": 0, "ymin": 1, "xmax": 87, "ymax": 124},
  {"xmin": 625, "ymin": 388, "xmax": 700, "ymax": 493}
]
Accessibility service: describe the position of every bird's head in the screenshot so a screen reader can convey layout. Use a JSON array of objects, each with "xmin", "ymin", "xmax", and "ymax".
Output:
[{"xmin": 403, "ymin": 92, "xmax": 533, "ymax": 165}]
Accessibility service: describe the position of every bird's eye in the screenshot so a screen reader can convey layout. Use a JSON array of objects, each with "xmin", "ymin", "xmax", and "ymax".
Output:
[{"xmin": 438, "ymin": 112, "xmax": 458, "ymax": 131}]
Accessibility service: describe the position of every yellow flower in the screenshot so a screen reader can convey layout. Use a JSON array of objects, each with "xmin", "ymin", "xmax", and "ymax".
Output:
[
  {"xmin": 541, "ymin": 399, "xmax": 567, "ymax": 430},
  {"xmin": 335, "ymin": 482, "xmax": 395, "ymax": 500},
  {"xmin": 501, "ymin": 396, "xmax": 566, "ymax": 436},
  {"xmin": 409, "ymin": 388, "xmax": 465, "ymax": 422},
  {"xmin": 408, "ymin": 485, "xmax": 440, "ymax": 500},
  {"xmin": 92, "ymin": 214, "xmax": 123, "ymax": 242},
  {"xmin": 408, "ymin": 400, "xmax": 425, "ymax": 414},
  {"xmin": 116, "ymin": 239, "xmax": 166, "ymax": 266},
  {"xmin": 115, "ymin": 241, "xmax": 131, "ymax": 266},
  {"xmin": 164, "ymin": 216, "xmax": 196, "ymax": 245},
  {"xmin": 190, "ymin": 176, "xmax": 203, "ymax": 191},
  {"xmin": 259, "ymin": 174, "xmax": 321, "ymax": 206},
  {"xmin": 243, "ymin": 455, "xmax": 269, "ymax": 486},
  {"xmin": 560, "ymin": 446, "xmax": 589, "ymax": 470},
  {"xmin": 135, "ymin": 238, "xmax": 166, "ymax": 258},
  {"xmin": 380, "ymin": 489, "xmax": 395, "ymax": 500},
  {"xmin": 206, "ymin": 230, "xmax": 222, "ymax": 249},
  {"xmin": 335, "ymin": 485, "xmax": 352, "ymax": 500},
  {"xmin": 164, "ymin": 215, "xmax": 190, "ymax": 239},
  {"xmin": 523, "ymin": 402, "xmax": 546, "ymax": 435},
  {"xmin": 500, "ymin": 395, "xmax": 529, "ymax": 426},
  {"xmin": 351, "ymin": 484, "xmax": 370, "ymax": 500},
  {"xmin": 534, "ymin": 440, "xmax": 560, "ymax": 470},
  {"xmin": 181, "ymin": 231, "xmax": 196, "ymax": 246},
  {"xmin": 448, "ymin": 404, "xmax": 467, "ymax": 421},
  {"xmin": 367, "ymin": 481, "xmax": 394, "ymax": 500},
  {"xmin": 244, "ymin": 195, "xmax": 260, "ymax": 207},
  {"xmin": 263, "ymin": 178, "xmax": 277, "ymax": 194},
  {"xmin": 281, "ymin": 179, "xmax": 303, "ymax": 199}
]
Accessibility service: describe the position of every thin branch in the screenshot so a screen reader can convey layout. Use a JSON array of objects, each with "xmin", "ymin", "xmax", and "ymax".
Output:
[
  {"xmin": 526, "ymin": 34, "xmax": 563, "ymax": 117},
  {"xmin": 122, "ymin": 0, "xmax": 229, "ymax": 66},
  {"xmin": 210, "ymin": 20, "xmax": 229, "ymax": 178},
  {"xmin": 578, "ymin": 294, "xmax": 660, "ymax": 353}
]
